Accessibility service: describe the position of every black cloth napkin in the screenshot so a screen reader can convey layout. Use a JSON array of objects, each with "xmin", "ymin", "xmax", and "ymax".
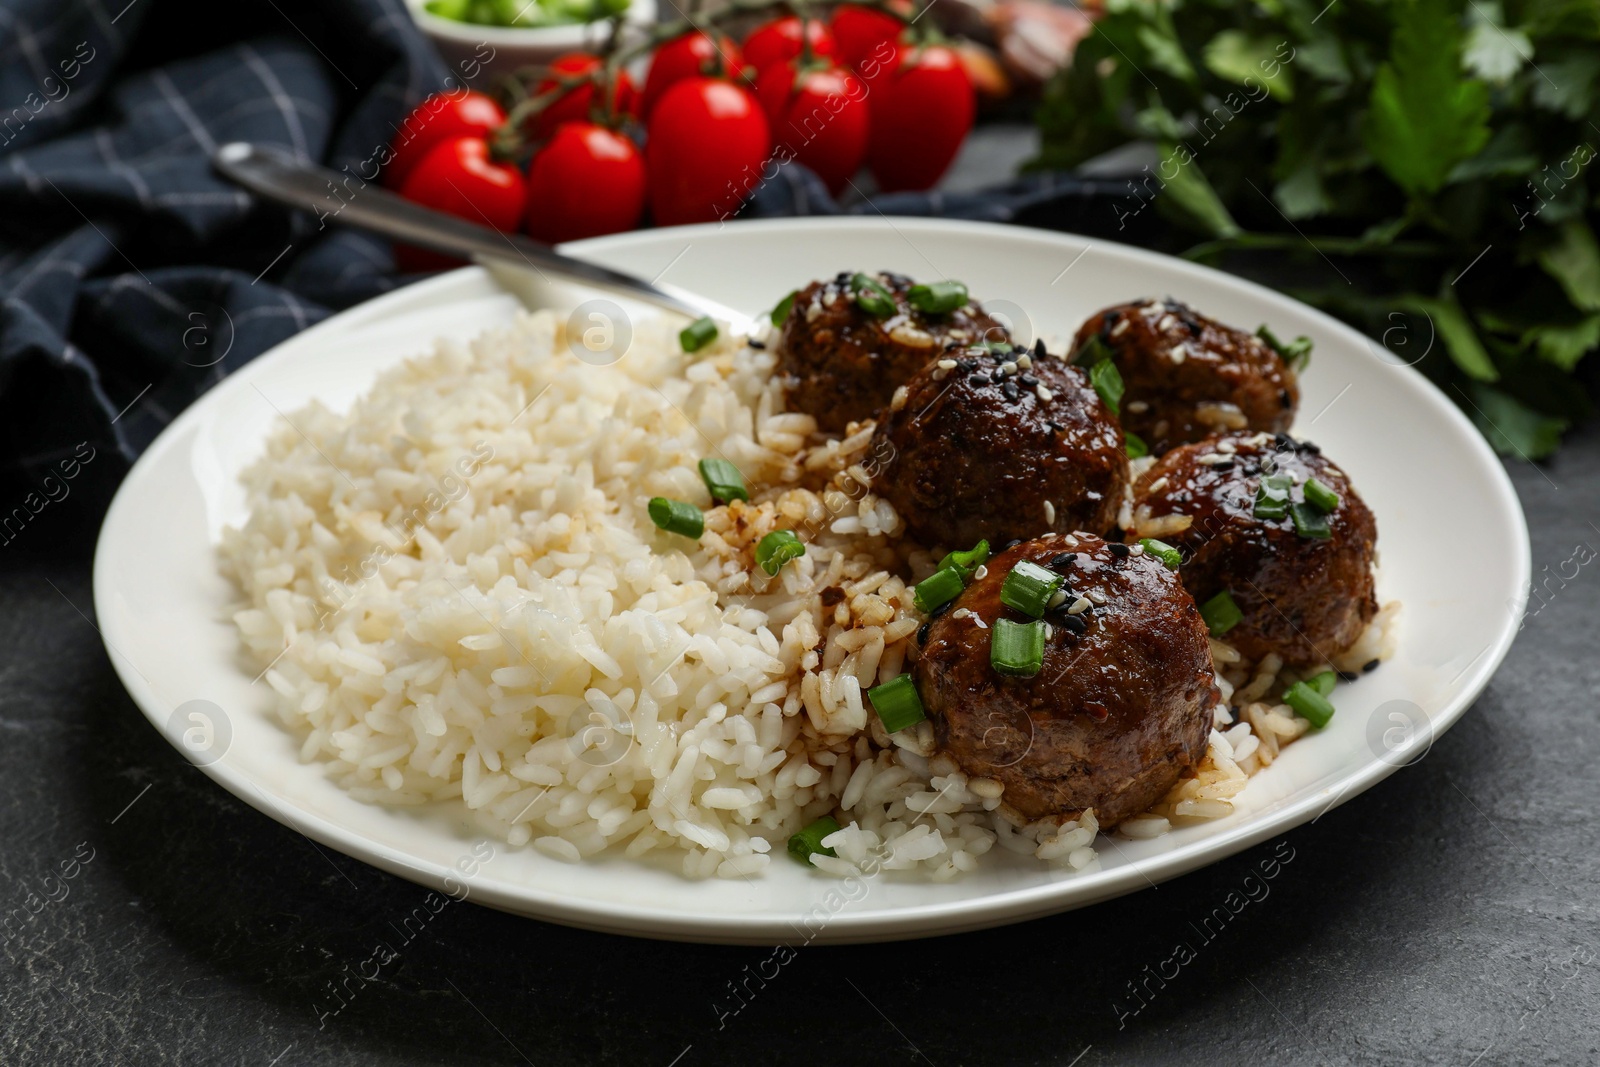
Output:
[
  {"xmin": 0, "ymin": 0, "xmax": 449, "ymax": 485},
  {"xmin": 0, "ymin": 0, "xmax": 1141, "ymax": 497}
]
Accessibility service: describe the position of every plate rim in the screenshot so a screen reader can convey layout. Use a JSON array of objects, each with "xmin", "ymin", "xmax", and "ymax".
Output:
[{"xmin": 91, "ymin": 216, "xmax": 1532, "ymax": 943}]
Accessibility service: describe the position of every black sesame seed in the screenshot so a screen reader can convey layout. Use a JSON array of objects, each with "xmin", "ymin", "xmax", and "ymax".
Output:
[
  {"xmin": 1337, "ymin": 670, "xmax": 1359, "ymax": 682},
  {"xmin": 1362, "ymin": 658, "xmax": 1380, "ymax": 673},
  {"xmin": 957, "ymin": 358, "xmax": 976, "ymax": 373},
  {"xmin": 747, "ymin": 338, "xmax": 766, "ymax": 350},
  {"xmin": 969, "ymin": 373, "xmax": 990, "ymax": 386},
  {"xmin": 917, "ymin": 621, "xmax": 932, "ymax": 645},
  {"xmin": 1108, "ymin": 542, "xmax": 1130, "ymax": 558},
  {"xmin": 929, "ymin": 599, "xmax": 955, "ymax": 620},
  {"xmin": 1279, "ymin": 389, "xmax": 1292, "ymax": 409},
  {"xmin": 1034, "ymin": 337, "xmax": 1047, "ymax": 359},
  {"xmin": 1013, "ymin": 343, "xmax": 1028, "ymax": 354},
  {"xmin": 1000, "ymin": 539, "xmax": 1023, "ymax": 551},
  {"xmin": 1048, "ymin": 552, "xmax": 1075, "ymax": 569},
  {"xmin": 1274, "ymin": 432, "xmax": 1296, "ymax": 452},
  {"xmin": 1299, "ymin": 440, "xmax": 1321, "ymax": 455},
  {"xmin": 1058, "ymin": 613, "xmax": 1088, "ymax": 635},
  {"xmin": 1214, "ymin": 459, "xmax": 1235, "ymax": 472},
  {"xmin": 1019, "ymin": 374, "xmax": 1039, "ymax": 387},
  {"xmin": 1046, "ymin": 420, "xmax": 1065, "ymax": 432},
  {"xmin": 1002, "ymin": 380, "xmax": 1019, "ymax": 401}
]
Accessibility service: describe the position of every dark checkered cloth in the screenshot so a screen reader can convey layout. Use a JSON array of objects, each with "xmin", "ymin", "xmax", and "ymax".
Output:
[{"xmin": 0, "ymin": 0, "xmax": 1138, "ymax": 487}]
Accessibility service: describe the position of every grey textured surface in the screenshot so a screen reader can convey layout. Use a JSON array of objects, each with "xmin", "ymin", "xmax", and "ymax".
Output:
[{"xmin": 1, "ymin": 417, "xmax": 1597, "ymax": 1066}]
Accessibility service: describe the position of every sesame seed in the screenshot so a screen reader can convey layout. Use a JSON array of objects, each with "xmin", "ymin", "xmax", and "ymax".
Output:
[
  {"xmin": 1003, "ymin": 381, "xmax": 1019, "ymax": 401},
  {"xmin": 973, "ymin": 565, "xmax": 989, "ymax": 581},
  {"xmin": 1148, "ymin": 476, "xmax": 1169, "ymax": 493},
  {"xmin": 1043, "ymin": 500, "xmax": 1056, "ymax": 524},
  {"xmin": 931, "ymin": 367, "xmax": 949, "ymax": 381},
  {"xmin": 1001, "ymin": 361, "xmax": 1018, "ymax": 375},
  {"xmin": 1127, "ymin": 400, "xmax": 1149, "ymax": 413},
  {"xmin": 1197, "ymin": 452, "xmax": 1231, "ymax": 465},
  {"xmin": 1017, "ymin": 354, "xmax": 1033, "ymax": 370},
  {"xmin": 1048, "ymin": 552, "xmax": 1075, "ymax": 569},
  {"xmin": 1168, "ymin": 345, "xmax": 1188, "ymax": 364},
  {"xmin": 1036, "ymin": 385, "xmax": 1054, "ymax": 402},
  {"xmin": 1047, "ymin": 589, "xmax": 1068, "ymax": 608},
  {"xmin": 937, "ymin": 358, "xmax": 958, "ymax": 370},
  {"xmin": 952, "ymin": 607, "xmax": 971, "ymax": 619},
  {"xmin": 1059, "ymin": 613, "xmax": 1087, "ymax": 635},
  {"xmin": 1157, "ymin": 314, "xmax": 1177, "ymax": 331},
  {"xmin": 890, "ymin": 385, "xmax": 909, "ymax": 411},
  {"xmin": 1108, "ymin": 542, "xmax": 1130, "ymax": 558},
  {"xmin": 1130, "ymin": 543, "xmax": 1145, "ymax": 556},
  {"xmin": 1019, "ymin": 373, "xmax": 1039, "ymax": 387},
  {"xmin": 1066, "ymin": 596, "xmax": 1091, "ymax": 615},
  {"xmin": 1217, "ymin": 438, "xmax": 1237, "ymax": 453},
  {"xmin": 1087, "ymin": 589, "xmax": 1108, "ymax": 605},
  {"xmin": 1033, "ymin": 338, "xmax": 1047, "ymax": 358},
  {"xmin": 1111, "ymin": 319, "xmax": 1131, "ymax": 338},
  {"xmin": 1044, "ymin": 623, "xmax": 1054, "ymax": 640}
]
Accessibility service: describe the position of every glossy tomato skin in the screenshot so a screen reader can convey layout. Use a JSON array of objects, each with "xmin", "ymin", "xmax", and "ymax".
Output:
[
  {"xmin": 525, "ymin": 124, "xmax": 646, "ymax": 244},
  {"xmin": 646, "ymin": 78, "xmax": 770, "ymax": 226},
  {"xmin": 755, "ymin": 62, "xmax": 869, "ymax": 196},
  {"xmin": 396, "ymin": 136, "xmax": 527, "ymax": 270},
  {"xmin": 641, "ymin": 32, "xmax": 747, "ymax": 119},
  {"xmin": 830, "ymin": 4, "xmax": 907, "ymax": 72},
  {"xmin": 866, "ymin": 44, "xmax": 973, "ymax": 192},
  {"xmin": 387, "ymin": 91, "xmax": 506, "ymax": 189},
  {"xmin": 532, "ymin": 53, "xmax": 638, "ymax": 140},
  {"xmin": 742, "ymin": 16, "xmax": 836, "ymax": 75}
]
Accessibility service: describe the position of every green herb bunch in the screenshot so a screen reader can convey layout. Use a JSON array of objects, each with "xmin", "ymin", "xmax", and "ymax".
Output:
[{"xmin": 1033, "ymin": 0, "xmax": 1600, "ymax": 457}]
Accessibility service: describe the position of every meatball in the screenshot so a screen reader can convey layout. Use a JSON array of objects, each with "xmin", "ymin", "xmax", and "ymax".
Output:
[
  {"xmin": 871, "ymin": 342, "xmax": 1127, "ymax": 549},
  {"xmin": 1129, "ymin": 431, "xmax": 1377, "ymax": 666},
  {"xmin": 775, "ymin": 271, "xmax": 1008, "ymax": 433},
  {"xmin": 1071, "ymin": 298, "xmax": 1299, "ymax": 454},
  {"xmin": 914, "ymin": 532, "xmax": 1217, "ymax": 827}
]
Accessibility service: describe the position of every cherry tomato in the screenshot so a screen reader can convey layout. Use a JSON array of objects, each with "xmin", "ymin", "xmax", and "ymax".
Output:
[
  {"xmin": 865, "ymin": 44, "xmax": 973, "ymax": 192},
  {"xmin": 755, "ymin": 62, "xmax": 869, "ymax": 196},
  {"xmin": 829, "ymin": 3, "xmax": 908, "ymax": 72},
  {"xmin": 387, "ymin": 91, "xmax": 506, "ymax": 189},
  {"xmin": 396, "ymin": 136, "xmax": 527, "ymax": 270},
  {"xmin": 741, "ymin": 16, "xmax": 836, "ymax": 75},
  {"xmin": 646, "ymin": 78, "xmax": 770, "ymax": 226},
  {"xmin": 641, "ymin": 32, "xmax": 748, "ymax": 120},
  {"xmin": 531, "ymin": 53, "xmax": 638, "ymax": 140},
  {"xmin": 525, "ymin": 124, "xmax": 646, "ymax": 244}
]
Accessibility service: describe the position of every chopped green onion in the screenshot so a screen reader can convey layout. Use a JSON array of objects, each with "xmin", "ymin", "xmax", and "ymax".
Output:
[
  {"xmin": 936, "ymin": 539, "xmax": 990, "ymax": 582},
  {"xmin": 1088, "ymin": 358, "xmax": 1124, "ymax": 415},
  {"xmin": 1304, "ymin": 476, "xmax": 1341, "ymax": 513},
  {"xmin": 755, "ymin": 529, "xmax": 805, "ymax": 575},
  {"xmin": 1283, "ymin": 679, "xmax": 1335, "ymax": 728},
  {"xmin": 850, "ymin": 272, "xmax": 896, "ymax": 317},
  {"xmin": 1125, "ymin": 431, "xmax": 1148, "ymax": 459},
  {"xmin": 867, "ymin": 674, "xmax": 926, "ymax": 732},
  {"xmin": 990, "ymin": 618, "xmax": 1046, "ymax": 677},
  {"xmin": 1140, "ymin": 538, "xmax": 1182, "ymax": 569},
  {"xmin": 1253, "ymin": 472, "xmax": 1293, "ymax": 520},
  {"xmin": 771, "ymin": 290, "xmax": 796, "ymax": 328},
  {"xmin": 697, "ymin": 457, "xmax": 748, "ymax": 504},
  {"xmin": 906, "ymin": 280, "xmax": 968, "ymax": 314},
  {"xmin": 680, "ymin": 315, "xmax": 718, "ymax": 353},
  {"xmin": 1305, "ymin": 669, "xmax": 1337, "ymax": 697},
  {"xmin": 648, "ymin": 497, "xmax": 704, "ymax": 538},
  {"xmin": 1290, "ymin": 501, "xmax": 1332, "ymax": 539},
  {"xmin": 787, "ymin": 815, "xmax": 841, "ymax": 862},
  {"xmin": 999, "ymin": 560, "xmax": 1063, "ymax": 618},
  {"xmin": 913, "ymin": 567, "xmax": 965, "ymax": 613},
  {"xmin": 1256, "ymin": 325, "xmax": 1314, "ymax": 372},
  {"xmin": 1199, "ymin": 590, "xmax": 1243, "ymax": 636},
  {"xmin": 1072, "ymin": 334, "xmax": 1114, "ymax": 366}
]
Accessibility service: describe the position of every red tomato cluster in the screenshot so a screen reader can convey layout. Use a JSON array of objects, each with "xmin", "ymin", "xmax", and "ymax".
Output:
[{"xmin": 384, "ymin": 6, "xmax": 974, "ymax": 262}]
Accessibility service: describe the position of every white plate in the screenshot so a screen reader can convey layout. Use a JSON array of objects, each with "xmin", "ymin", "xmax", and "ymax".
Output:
[{"xmin": 93, "ymin": 218, "xmax": 1529, "ymax": 944}]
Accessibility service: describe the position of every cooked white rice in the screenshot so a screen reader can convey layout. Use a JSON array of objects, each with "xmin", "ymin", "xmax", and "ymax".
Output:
[{"xmin": 221, "ymin": 310, "xmax": 1395, "ymax": 880}]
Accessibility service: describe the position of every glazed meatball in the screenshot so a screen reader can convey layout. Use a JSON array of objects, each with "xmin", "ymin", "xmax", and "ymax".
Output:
[
  {"xmin": 871, "ymin": 342, "xmax": 1127, "ymax": 549},
  {"xmin": 1071, "ymin": 298, "xmax": 1300, "ymax": 454},
  {"xmin": 1129, "ymin": 431, "xmax": 1377, "ymax": 666},
  {"xmin": 914, "ymin": 533, "xmax": 1217, "ymax": 827},
  {"xmin": 775, "ymin": 271, "xmax": 1008, "ymax": 433}
]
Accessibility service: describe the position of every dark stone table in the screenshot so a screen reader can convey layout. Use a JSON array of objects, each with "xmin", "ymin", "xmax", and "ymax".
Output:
[{"xmin": 3, "ymin": 127, "xmax": 1598, "ymax": 1064}]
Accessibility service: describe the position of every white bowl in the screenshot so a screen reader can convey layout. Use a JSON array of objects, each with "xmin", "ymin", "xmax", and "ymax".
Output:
[{"xmin": 405, "ymin": 0, "xmax": 658, "ymax": 86}]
